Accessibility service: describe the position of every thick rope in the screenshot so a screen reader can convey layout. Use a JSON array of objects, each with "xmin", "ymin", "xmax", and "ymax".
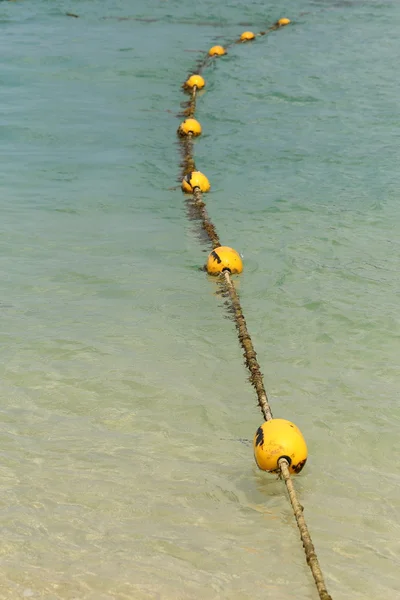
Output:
[
  {"xmin": 183, "ymin": 85, "xmax": 197, "ymax": 117},
  {"xmin": 178, "ymin": 114, "xmax": 221, "ymax": 247},
  {"xmin": 193, "ymin": 188, "xmax": 221, "ymax": 249},
  {"xmin": 177, "ymin": 20, "xmax": 333, "ymax": 600},
  {"xmin": 258, "ymin": 23, "xmax": 280, "ymax": 36},
  {"xmin": 279, "ymin": 458, "xmax": 333, "ymax": 600},
  {"xmin": 223, "ymin": 270, "xmax": 273, "ymax": 421},
  {"xmin": 180, "ymin": 133, "xmax": 196, "ymax": 177}
]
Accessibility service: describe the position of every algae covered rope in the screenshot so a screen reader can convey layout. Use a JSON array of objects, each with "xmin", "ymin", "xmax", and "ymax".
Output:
[
  {"xmin": 180, "ymin": 133, "xmax": 196, "ymax": 177},
  {"xmin": 259, "ymin": 17, "xmax": 291, "ymax": 36},
  {"xmin": 192, "ymin": 19, "xmax": 291, "ymax": 79},
  {"xmin": 183, "ymin": 84, "xmax": 198, "ymax": 117},
  {"xmin": 279, "ymin": 458, "xmax": 333, "ymax": 600},
  {"xmin": 223, "ymin": 270, "xmax": 273, "ymax": 421},
  {"xmin": 178, "ymin": 85, "xmax": 199, "ymax": 176},
  {"xmin": 192, "ymin": 188, "xmax": 221, "ymax": 249},
  {"xmin": 177, "ymin": 83, "xmax": 220, "ymax": 247}
]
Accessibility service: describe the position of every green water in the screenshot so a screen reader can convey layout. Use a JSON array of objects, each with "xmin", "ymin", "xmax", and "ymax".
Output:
[{"xmin": 1, "ymin": 1, "xmax": 399, "ymax": 598}]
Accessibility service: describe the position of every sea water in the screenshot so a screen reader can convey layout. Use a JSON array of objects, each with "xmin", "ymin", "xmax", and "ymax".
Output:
[{"xmin": 0, "ymin": 0, "xmax": 399, "ymax": 598}]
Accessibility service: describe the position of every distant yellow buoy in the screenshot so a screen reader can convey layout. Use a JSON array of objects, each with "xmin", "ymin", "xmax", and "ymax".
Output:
[
  {"xmin": 206, "ymin": 246, "xmax": 243, "ymax": 275},
  {"xmin": 182, "ymin": 171, "xmax": 210, "ymax": 193},
  {"xmin": 184, "ymin": 74, "xmax": 205, "ymax": 90},
  {"xmin": 178, "ymin": 118, "xmax": 202, "ymax": 137},
  {"xmin": 277, "ymin": 18, "xmax": 291, "ymax": 27},
  {"xmin": 240, "ymin": 31, "xmax": 255, "ymax": 42},
  {"xmin": 253, "ymin": 419, "xmax": 308, "ymax": 475},
  {"xmin": 208, "ymin": 45, "xmax": 226, "ymax": 57}
]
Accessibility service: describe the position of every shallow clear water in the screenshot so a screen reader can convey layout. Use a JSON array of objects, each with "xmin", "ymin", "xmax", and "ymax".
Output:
[{"xmin": 1, "ymin": 0, "xmax": 400, "ymax": 598}]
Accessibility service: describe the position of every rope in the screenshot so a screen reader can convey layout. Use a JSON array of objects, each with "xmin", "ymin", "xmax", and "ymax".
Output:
[
  {"xmin": 279, "ymin": 458, "xmax": 333, "ymax": 600},
  {"xmin": 194, "ymin": 20, "xmax": 282, "ymax": 73},
  {"xmin": 258, "ymin": 23, "xmax": 280, "ymax": 36},
  {"xmin": 193, "ymin": 188, "xmax": 221, "ymax": 249},
  {"xmin": 178, "ymin": 126, "xmax": 220, "ymax": 248},
  {"xmin": 183, "ymin": 86, "xmax": 197, "ymax": 117},
  {"xmin": 223, "ymin": 270, "xmax": 273, "ymax": 421},
  {"xmin": 177, "ymin": 18, "xmax": 333, "ymax": 600},
  {"xmin": 180, "ymin": 132, "xmax": 196, "ymax": 177}
]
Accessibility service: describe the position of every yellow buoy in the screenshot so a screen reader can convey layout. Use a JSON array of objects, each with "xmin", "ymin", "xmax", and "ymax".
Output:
[
  {"xmin": 206, "ymin": 246, "xmax": 243, "ymax": 275},
  {"xmin": 277, "ymin": 17, "xmax": 291, "ymax": 27},
  {"xmin": 181, "ymin": 171, "xmax": 210, "ymax": 193},
  {"xmin": 208, "ymin": 45, "xmax": 226, "ymax": 57},
  {"xmin": 240, "ymin": 31, "xmax": 255, "ymax": 42},
  {"xmin": 253, "ymin": 419, "xmax": 308, "ymax": 475},
  {"xmin": 184, "ymin": 74, "xmax": 205, "ymax": 90},
  {"xmin": 178, "ymin": 118, "xmax": 202, "ymax": 137}
]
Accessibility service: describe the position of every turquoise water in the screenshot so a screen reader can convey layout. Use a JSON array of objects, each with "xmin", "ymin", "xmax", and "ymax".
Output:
[{"xmin": 1, "ymin": 0, "xmax": 400, "ymax": 598}]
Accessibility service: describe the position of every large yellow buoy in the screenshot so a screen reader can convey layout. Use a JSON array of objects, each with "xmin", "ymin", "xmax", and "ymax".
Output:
[
  {"xmin": 206, "ymin": 246, "xmax": 243, "ymax": 275},
  {"xmin": 240, "ymin": 31, "xmax": 255, "ymax": 42},
  {"xmin": 208, "ymin": 45, "xmax": 226, "ymax": 57},
  {"xmin": 277, "ymin": 17, "xmax": 291, "ymax": 27},
  {"xmin": 178, "ymin": 118, "xmax": 202, "ymax": 137},
  {"xmin": 181, "ymin": 171, "xmax": 210, "ymax": 193},
  {"xmin": 253, "ymin": 419, "xmax": 308, "ymax": 475},
  {"xmin": 183, "ymin": 74, "xmax": 205, "ymax": 90}
]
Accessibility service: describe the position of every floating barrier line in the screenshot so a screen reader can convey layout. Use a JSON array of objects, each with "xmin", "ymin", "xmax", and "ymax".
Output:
[
  {"xmin": 177, "ymin": 18, "xmax": 333, "ymax": 600},
  {"xmin": 194, "ymin": 22, "xmax": 282, "ymax": 75},
  {"xmin": 179, "ymin": 132, "xmax": 221, "ymax": 246}
]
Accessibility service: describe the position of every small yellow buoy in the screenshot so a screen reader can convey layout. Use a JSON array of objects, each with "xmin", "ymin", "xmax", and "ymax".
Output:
[
  {"xmin": 182, "ymin": 171, "xmax": 210, "ymax": 193},
  {"xmin": 178, "ymin": 118, "xmax": 202, "ymax": 137},
  {"xmin": 208, "ymin": 45, "xmax": 226, "ymax": 57},
  {"xmin": 240, "ymin": 31, "xmax": 255, "ymax": 42},
  {"xmin": 253, "ymin": 419, "xmax": 308, "ymax": 475},
  {"xmin": 206, "ymin": 246, "xmax": 243, "ymax": 275},
  {"xmin": 277, "ymin": 17, "xmax": 291, "ymax": 27},
  {"xmin": 183, "ymin": 74, "xmax": 205, "ymax": 90}
]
